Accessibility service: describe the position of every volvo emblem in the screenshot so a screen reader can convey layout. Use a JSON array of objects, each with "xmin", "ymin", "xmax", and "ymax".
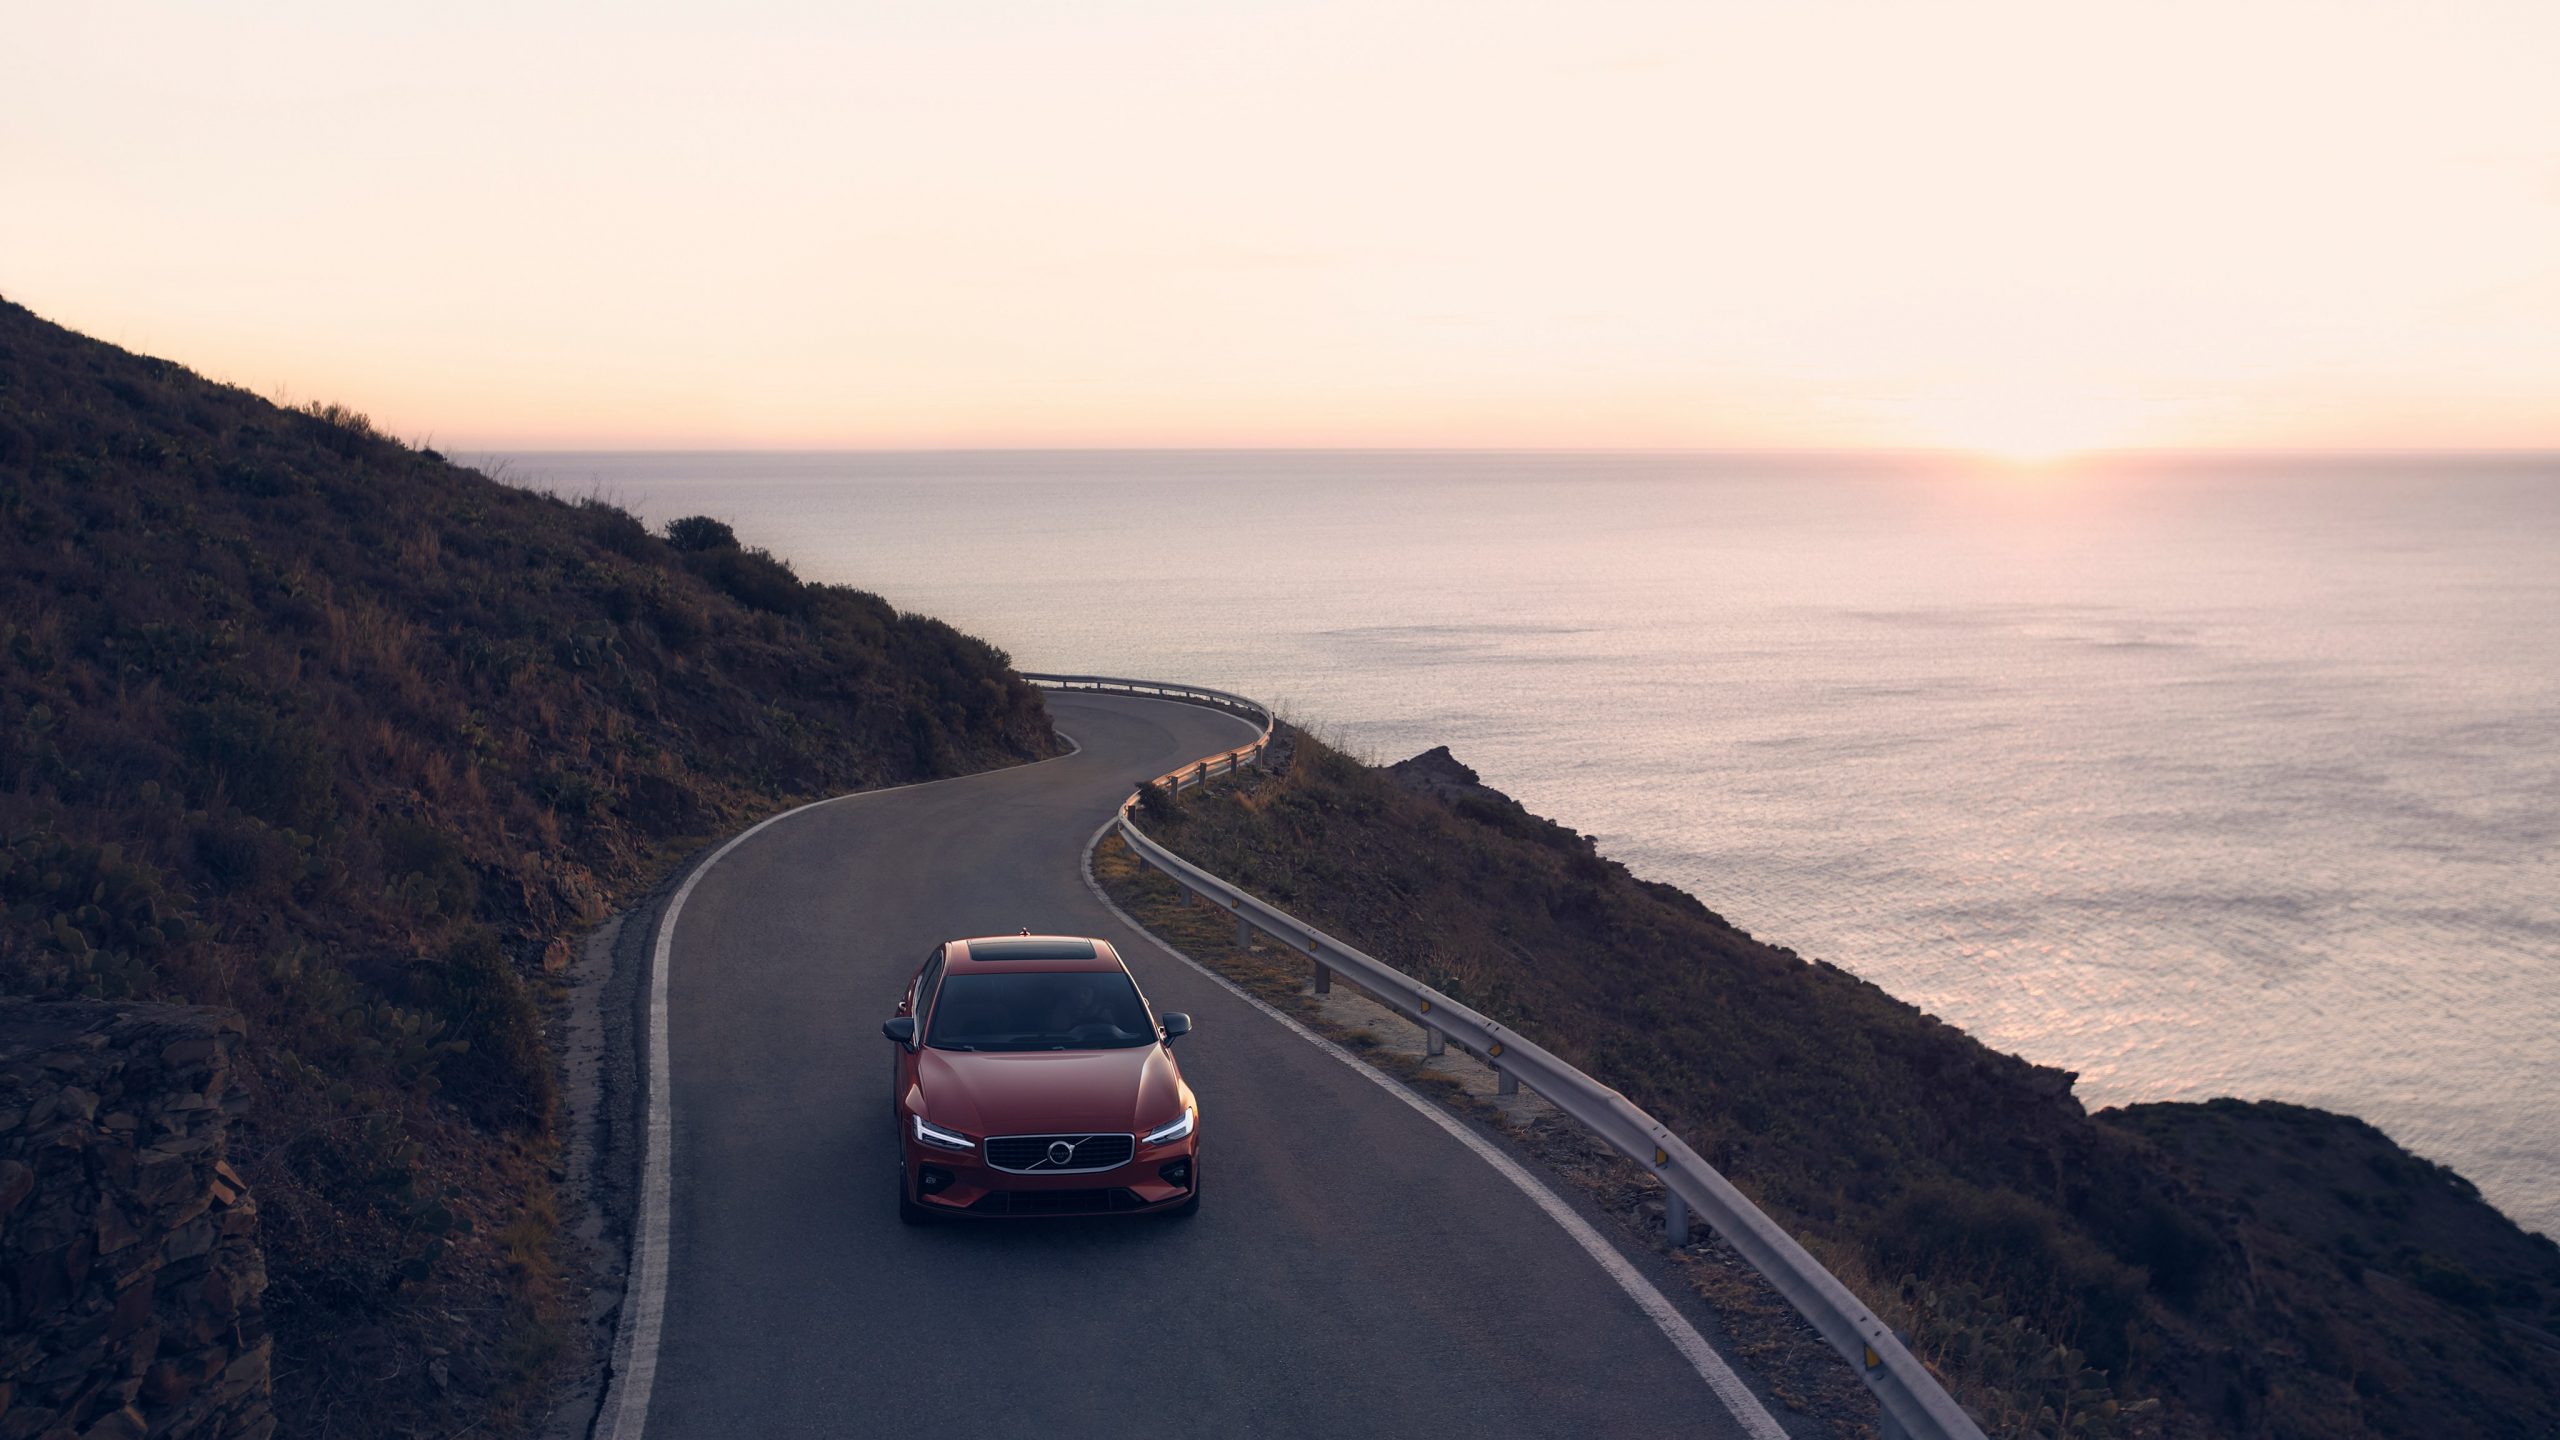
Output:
[{"xmin": 1047, "ymin": 1139, "xmax": 1077, "ymax": 1166}]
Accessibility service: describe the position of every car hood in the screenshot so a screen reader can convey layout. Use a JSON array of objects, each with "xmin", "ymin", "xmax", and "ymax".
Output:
[{"xmin": 915, "ymin": 1045, "xmax": 1185, "ymax": 1136}]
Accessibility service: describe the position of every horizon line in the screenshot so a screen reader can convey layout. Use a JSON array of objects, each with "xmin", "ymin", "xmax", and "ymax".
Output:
[{"xmin": 463, "ymin": 443, "xmax": 2560, "ymax": 460}]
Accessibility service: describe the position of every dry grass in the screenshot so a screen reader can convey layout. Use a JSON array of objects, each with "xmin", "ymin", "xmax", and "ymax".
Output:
[
  {"xmin": 1092, "ymin": 832, "xmax": 1878, "ymax": 1435},
  {"xmin": 0, "ymin": 296, "xmax": 1058, "ymax": 1437},
  {"xmin": 1094, "ymin": 734, "xmax": 2560, "ymax": 1439}
]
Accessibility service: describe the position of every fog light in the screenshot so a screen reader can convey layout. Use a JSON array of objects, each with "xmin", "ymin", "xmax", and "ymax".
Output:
[
  {"xmin": 1157, "ymin": 1160, "xmax": 1192, "ymax": 1187},
  {"xmin": 918, "ymin": 1166, "xmax": 956, "ymax": 1194}
]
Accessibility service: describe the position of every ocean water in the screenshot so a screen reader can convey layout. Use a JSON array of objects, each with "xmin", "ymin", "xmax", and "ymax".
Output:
[{"xmin": 493, "ymin": 450, "xmax": 2560, "ymax": 1232}]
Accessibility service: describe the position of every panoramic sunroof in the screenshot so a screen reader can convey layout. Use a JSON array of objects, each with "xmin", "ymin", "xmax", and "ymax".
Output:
[{"xmin": 966, "ymin": 938, "xmax": 1098, "ymax": 962}]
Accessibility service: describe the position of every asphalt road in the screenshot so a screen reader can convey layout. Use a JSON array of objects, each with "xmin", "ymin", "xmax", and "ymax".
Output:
[{"xmin": 638, "ymin": 693, "xmax": 1764, "ymax": 1438}]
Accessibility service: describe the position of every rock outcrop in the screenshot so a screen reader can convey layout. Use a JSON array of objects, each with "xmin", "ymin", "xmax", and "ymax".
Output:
[{"xmin": 0, "ymin": 1001, "xmax": 270, "ymax": 1440}]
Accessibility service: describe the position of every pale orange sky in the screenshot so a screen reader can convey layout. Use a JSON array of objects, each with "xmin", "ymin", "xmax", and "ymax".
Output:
[{"xmin": 6, "ymin": 2, "xmax": 2557, "ymax": 454}]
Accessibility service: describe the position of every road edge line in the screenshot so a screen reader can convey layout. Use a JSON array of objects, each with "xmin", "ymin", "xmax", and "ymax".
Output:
[
  {"xmin": 593, "ymin": 732, "xmax": 1081, "ymax": 1440},
  {"xmin": 1080, "ymin": 814, "xmax": 1793, "ymax": 1440}
]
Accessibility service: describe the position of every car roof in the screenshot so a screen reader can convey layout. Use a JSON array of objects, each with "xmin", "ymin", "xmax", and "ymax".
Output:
[{"xmin": 944, "ymin": 935, "xmax": 1124, "ymax": 972}]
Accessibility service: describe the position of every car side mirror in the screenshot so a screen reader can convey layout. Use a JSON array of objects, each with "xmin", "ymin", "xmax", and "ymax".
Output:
[
  {"xmin": 1160, "ymin": 1012, "xmax": 1192, "ymax": 1045},
  {"xmin": 882, "ymin": 1016, "xmax": 916, "ymax": 1048}
]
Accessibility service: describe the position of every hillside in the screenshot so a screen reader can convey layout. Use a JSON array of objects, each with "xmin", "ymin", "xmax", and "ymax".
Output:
[
  {"xmin": 0, "ymin": 299, "xmax": 1055, "ymax": 1436},
  {"xmin": 1126, "ymin": 735, "xmax": 2560, "ymax": 1438}
]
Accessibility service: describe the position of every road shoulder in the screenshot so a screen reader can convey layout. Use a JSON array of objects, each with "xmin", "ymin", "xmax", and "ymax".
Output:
[{"xmin": 1088, "ymin": 830, "xmax": 1867, "ymax": 1438}]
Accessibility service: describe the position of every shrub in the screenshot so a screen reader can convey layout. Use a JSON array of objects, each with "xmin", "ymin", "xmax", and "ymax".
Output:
[
  {"xmin": 687, "ymin": 544, "xmax": 809, "ymax": 616},
  {"xmin": 177, "ymin": 697, "xmax": 338, "ymax": 833},
  {"xmin": 578, "ymin": 497, "xmax": 658, "ymax": 559},
  {"xmin": 1877, "ymin": 1180, "xmax": 2147, "ymax": 1372},
  {"xmin": 663, "ymin": 514, "xmax": 737, "ymax": 552},
  {"xmin": 295, "ymin": 400, "xmax": 390, "ymax": 457},
  {"xmin": 191, "ymin": 812, "xmax": 295, "ymax": 898},
  {"xmin": 217, "ymin": 458, "xmax": 297, "ymax": 498},
  {"xmin": 647, "ymin": 588, "xmax": 707, "ymax": 650},
  {"xmin": 295, "ymin": 399, "xmax": 383, "ymax": 436},
  {"xmin": 0, "ymin": 826, "xmax": 190, "ymax": 995},
  {"xmin": 534, "ymin": 766, "xmax": 612, "ymax": 818},
  {"xmin": 2103, "ymin": 1195, "xmax": 2222, "ymax": 1307},
  {"xmin": 425, "ymin": 928, "xmax": 554, "ymax": 1133},
  {"xmin": 618, "ymin": 769, "xmax": 705, "ymax": 833},
  {"xmin": 2408, "ymin": 1254, "xmax": 2490, "ymax": 1308},
  {"xmin": 377, "ymin": 816, "xmax": 478, "ymax": 918}
]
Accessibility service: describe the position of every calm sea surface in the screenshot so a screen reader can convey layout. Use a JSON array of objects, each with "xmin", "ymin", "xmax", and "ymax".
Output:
[{"xmin": 493, "ymin": 451, "xmax": 2560, "ymax": 1232}]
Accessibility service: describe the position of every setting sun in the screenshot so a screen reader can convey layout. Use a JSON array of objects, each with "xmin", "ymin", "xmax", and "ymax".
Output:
[
  {"xmin": 1958, "ymin": 430, "xmax": 2100, "ymax": 469},
  {"xmin": 1890, "ymin": 380, "xmax": 2163, "ymax": 466}
]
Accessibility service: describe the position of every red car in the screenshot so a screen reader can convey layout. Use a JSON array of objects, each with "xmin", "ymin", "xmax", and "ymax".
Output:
[{"xmin": 883, "ymin": 934, "xmax": 1199, "ymax": 1222}]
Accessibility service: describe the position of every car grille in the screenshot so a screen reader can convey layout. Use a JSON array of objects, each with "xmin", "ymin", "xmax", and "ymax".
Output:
[
  {"xmin": 968, "ymin": 1187, "xmax": 1149, "ymax": 1216},
  {"xmin": 984, "ymin": 1133, "xmax": 1136, "ymax": 1174}
]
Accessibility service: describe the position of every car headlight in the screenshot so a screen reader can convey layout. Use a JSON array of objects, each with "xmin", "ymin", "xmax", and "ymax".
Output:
[
  {"xmin": 1141, "ymin": 1106, "xmax": 1195, "ymax": 1146},
  {"xmin": 912, "ymin": 1114, "xmax": 976, "ymax": 1153}
]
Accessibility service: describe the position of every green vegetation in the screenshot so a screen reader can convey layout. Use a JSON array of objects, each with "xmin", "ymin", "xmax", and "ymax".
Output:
[
  {"xmin": 0, "ymin": 298, "xmax": 1055, "ymax": 1437},
  {"xmin": 1127, "ymin": 733, "xmax": 2560, "ymax": 1438}
]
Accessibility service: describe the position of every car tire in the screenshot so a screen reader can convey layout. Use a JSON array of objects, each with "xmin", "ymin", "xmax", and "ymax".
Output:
[{"xmin": 897, "ymin": 1164, "xmax": 933, "ymax": 1227}]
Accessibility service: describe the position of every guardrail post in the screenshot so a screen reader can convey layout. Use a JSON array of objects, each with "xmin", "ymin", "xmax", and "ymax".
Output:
[
  {"xmin": 1878, "ymin": 1412, "xmax": 1913, "ymax": 1440},
  {"xmin": 1665, "ymin": 1188, "xmax": 1692, "ymax": 1246},
  {"xmin": 1425, "ymin": 1026, "xmax": 1445, "ymax": 1057},
  {"xmin": 1312, "ymin": 960, "xmax": 1331, "ymax": 994},
  {"xmin": 1236, "ymin": 914, "xmax": 1252, "ymax": 948},
  {"xmin": 1496, "ymin": 1068, "xmax": 1518, "ymax": 1097}
]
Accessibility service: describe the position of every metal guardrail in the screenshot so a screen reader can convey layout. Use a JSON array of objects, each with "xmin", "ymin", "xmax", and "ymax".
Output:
[
  {"xmin": 1026, "ymin": 674, "xmax": 1986, "ymax": 1440},
  {"xmin": 1021, "ymin": 672, "xmax": 1277, "ymax": 791}
]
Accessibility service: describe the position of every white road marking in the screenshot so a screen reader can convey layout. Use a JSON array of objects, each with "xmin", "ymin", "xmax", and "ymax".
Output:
[
  {"xmin": 603, "ymin": 702, "xmax": 1778, "ymax": 1440},
  {"xmin": 1081, "ymin": 813, "xmax": 1795, "ymax": 1440},
  {"xmin": 595, "ymin": 737, "xmax": 1079, "ymax": 1440}
]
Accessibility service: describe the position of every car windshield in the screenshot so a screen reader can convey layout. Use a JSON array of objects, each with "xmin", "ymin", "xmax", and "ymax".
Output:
[{"xmin": 925, "ymin": 971, "xmax": 1156, "ymax": 1052}]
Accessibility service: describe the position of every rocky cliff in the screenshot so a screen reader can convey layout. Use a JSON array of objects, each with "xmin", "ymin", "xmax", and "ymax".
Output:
[
  {"xmin": 1135, "ymin": 728, "xmax": 2560, "ymax": 1438},
  {"xmin": 1, "ymin": 1001, "xmax": 268, "ymax": 1440},
  {"xmin": 0, "ymin": 297, "xmax": 1057, "ymax": 1436}
]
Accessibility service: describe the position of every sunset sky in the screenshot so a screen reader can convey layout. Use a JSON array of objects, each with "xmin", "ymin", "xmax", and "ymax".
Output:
[{"xmin": 7, "ymin": 1, "xmax": 2557, "ymax": 454}]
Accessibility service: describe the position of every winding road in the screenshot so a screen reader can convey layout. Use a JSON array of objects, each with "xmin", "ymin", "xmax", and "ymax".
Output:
[{"xmin": 612, "ymin": 692, "xmax": 1778, "ymax": 1439}]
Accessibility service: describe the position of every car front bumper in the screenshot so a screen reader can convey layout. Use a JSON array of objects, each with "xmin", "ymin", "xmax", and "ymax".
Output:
[{"xmin": 903, "ymin": 1133, "xmax": 1198, "ymax": 1217}]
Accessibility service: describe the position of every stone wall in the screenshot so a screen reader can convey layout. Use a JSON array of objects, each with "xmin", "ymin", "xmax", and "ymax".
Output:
[{"xmin": 0, "ymin": 1001, "xmax": 271, "ymax": 1440}]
